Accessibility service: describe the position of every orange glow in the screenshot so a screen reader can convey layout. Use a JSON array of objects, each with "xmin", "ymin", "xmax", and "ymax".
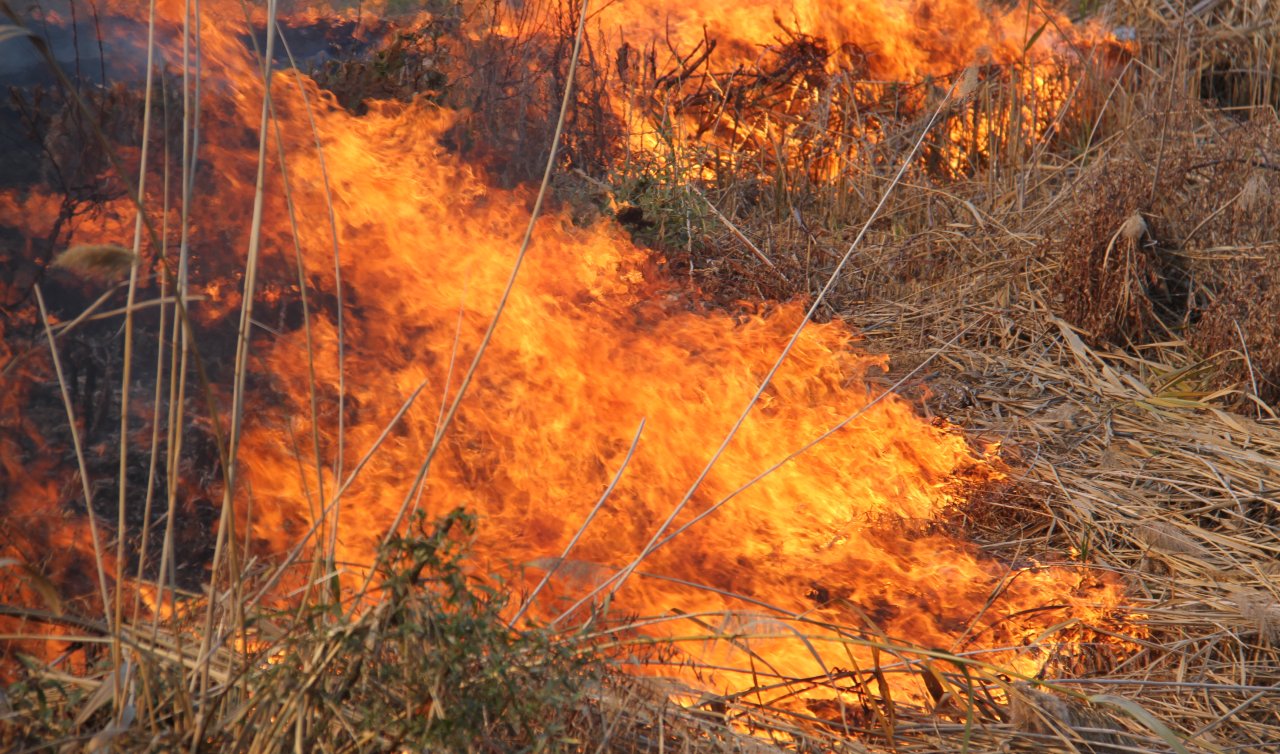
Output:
[
  {"xmin": 0, "ymin": 0, "xmax": 1131, "ymax": 708},
  {"xmin": 236, "ymin": 93, "xmax": 1123, "ymax": 697},
  {"xmin": 596, "ymin": 0, "xmax": 1076, "ymax": 80},
  {"xmin": 588, "ymin": 0, "xmax": 1121, "ymax": 179}
]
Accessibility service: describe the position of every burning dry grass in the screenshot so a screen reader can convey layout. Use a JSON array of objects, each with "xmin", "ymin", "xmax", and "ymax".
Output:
[
  {"xmin": 848, "ymin": 296, "xmax": 1280, "ymax": 752},
  {"xmin": 826, "ymin": 105, "xmax": 1280, "ymax": 754},
  {"xmin": 4, "ymin": 0, "xmax": 1280, "ymax": 752},
  {"xmin": 626, "ymin": 21, "xmax": 1280, "ymax": 747}
]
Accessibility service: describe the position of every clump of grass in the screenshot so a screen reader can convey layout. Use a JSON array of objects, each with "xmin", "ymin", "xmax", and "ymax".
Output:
[
  {"xmin": 51, "ymin": 243, "xmax": 138, "ymax": 280},
  {"xmin": 1007, "ymin": 683, "xmax": 1129, "ymax": 753},
  {"xmin": 234, "ymin": 509, "xmax": 606, "ymax": 752},
  {"xmin": 1037, "ymin": 100, "xmax": 1280, "ymax": 405},
  {"xmin": 1173, "ymin": 120, "xmax": 1280, "ymax": 405},
  {"xmin": 1, "ymin": 509, "xmax": 608, "ymax": 752},
  {"xmin": 1046, "ymin": 156, "xmax": 1187, "ymax": 346}
]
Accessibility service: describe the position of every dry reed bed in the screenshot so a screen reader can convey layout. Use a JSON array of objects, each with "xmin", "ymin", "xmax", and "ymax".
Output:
[
  {"xmin": 871, "ymin": 300, "xmax": 1280, "ymax": 752},
  {"xmin": 672, "ymin": 25, "xmax": 1280, "ymax": 745},
  {"xmin": 570, "ymin": 55, "xmax": 1280, "ymax": 752},
  {"xmin": 825, "ymin": 115, "xmax": 1280, "ymax": 754}
]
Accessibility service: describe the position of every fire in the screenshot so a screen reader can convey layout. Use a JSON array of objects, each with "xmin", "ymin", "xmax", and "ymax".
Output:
[
  {"xmin": 0, "ymin": 0, "xmax": 1129, "ymax": 712},
  {"xmin": 591, "ymin": 0, "xmax": 1118, "ymax": 179},
  {"xmin": 236, "ymin": 89, "xmax": 1120, "ymax": 700},
  {"xmin": 597, "ymin": 0, "xmax": 1075, "ymax": 79}
]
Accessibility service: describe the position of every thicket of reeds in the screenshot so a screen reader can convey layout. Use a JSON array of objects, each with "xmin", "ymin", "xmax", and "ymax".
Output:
[{"xmin": 2, "ymin": 0, "xmax": 1279, "ymax": 751}]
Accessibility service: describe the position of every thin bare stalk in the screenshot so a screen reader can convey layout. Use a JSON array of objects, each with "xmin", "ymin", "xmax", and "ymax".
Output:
[
  {"xmin": 35, "ymin": 286, "xmax": 113, "ymax": 627},
  {"xmin": 112, "ymin": 0, "xmax": 159, "ymax": 715},
  {"xmin": 192, "ymin": 0, "xmax": 277, "ymax": 738},
  {"xmin": 272, "ymin": 16, "xmax": 346, "ymax": 580}
]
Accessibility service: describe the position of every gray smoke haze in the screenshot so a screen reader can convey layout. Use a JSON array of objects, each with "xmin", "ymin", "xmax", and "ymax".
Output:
[{"xmin": 1, "ymin": 2, "xmax": 381, "ymax": 89}]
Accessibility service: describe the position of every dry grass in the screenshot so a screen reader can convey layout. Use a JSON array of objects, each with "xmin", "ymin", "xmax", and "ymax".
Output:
[
  {"xmin": 827, "ymin": 104, "xmax": 1280, "ymax": 754},
  {"xmin": 653, "ymin": 12, "xmax": 1280, "ymax": 746},
  {"xmin": 849, "ymin": 289, "xmax": 1280, "ymax": 752},
  {"xmin": 1046, "ymin": 160, "xmax": 1179, "ymax": 347}
]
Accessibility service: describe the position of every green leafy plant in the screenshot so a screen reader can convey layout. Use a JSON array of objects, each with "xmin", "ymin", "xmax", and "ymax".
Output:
[{"xmin": 221, "ymin": 508, "xmax": 604, "ymax": 753}]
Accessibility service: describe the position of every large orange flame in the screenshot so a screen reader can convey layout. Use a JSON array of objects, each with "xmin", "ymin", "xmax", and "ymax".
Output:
[
  {"xmin": 238, "ymin": 92, "xmax": 1122, "ymax": 698},
  {"xmin": 0, "ymin": 0, "xmax": 1128, "ymax": 708},
  {"xmin": 595, "ymin": 0, "xmax": 1078, "ymax": 79}
]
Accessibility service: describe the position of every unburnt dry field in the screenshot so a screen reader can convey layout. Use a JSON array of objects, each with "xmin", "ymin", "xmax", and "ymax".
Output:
[{"xmin": 1, "ymin": 0, "xmax": 1279, "ymax": 752}]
